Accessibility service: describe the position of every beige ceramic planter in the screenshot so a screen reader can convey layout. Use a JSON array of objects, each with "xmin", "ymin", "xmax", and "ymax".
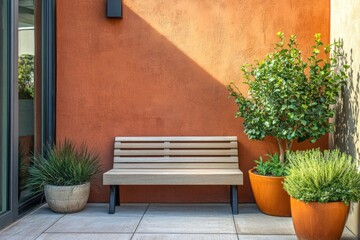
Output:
[{"xmin": 44, "ymin": 182, "xmax": 90, "ymax": 213}]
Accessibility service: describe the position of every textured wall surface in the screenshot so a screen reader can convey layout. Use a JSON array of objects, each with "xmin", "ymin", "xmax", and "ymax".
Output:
[
  {"xmin": 331, "ymin": 0, "xmax": 360, "ymax": 236},
  {"xmin": 57, "ymin": 0, "xmax": 330, "ymax": 203}
]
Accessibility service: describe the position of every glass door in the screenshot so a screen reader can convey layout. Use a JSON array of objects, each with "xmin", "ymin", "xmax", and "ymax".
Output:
[
  {"xmin": 18, "ymin": 0, "xmax": 36, "ymax": 205},
  {"xmin": 0, "ymin": 0, "xmax": 15, "ymax": 229},
  {"xmin": 0, "ymin": 0, "xmax": 9, "ymax": 216},
  {"xmin": 18, "ymin": 0, "xmax": 56, "ymax": 213}
]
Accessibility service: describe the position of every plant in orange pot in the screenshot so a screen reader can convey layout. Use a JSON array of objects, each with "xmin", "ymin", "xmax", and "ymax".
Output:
[
  {"xmin": 283, "ymin": 149, "xmax": 360, "ymax": 240},
  {"xmin": 228, "ymin": 32, "xmax": 348, "ymax": 216}
]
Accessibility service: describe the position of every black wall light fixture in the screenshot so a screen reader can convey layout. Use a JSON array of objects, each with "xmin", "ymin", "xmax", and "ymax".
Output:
[{"xmin": 107, "ymin": 0, "xmax": 122, "ymax": 18}]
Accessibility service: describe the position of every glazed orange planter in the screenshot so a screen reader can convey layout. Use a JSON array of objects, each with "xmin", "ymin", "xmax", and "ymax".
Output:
[
  {"xmin": 248, "ymin": 168, "xmax": 291, "ymax": 216},
  {"xmin": 290, "ymin": 197, "xmax": 349, "ymax": 240}
]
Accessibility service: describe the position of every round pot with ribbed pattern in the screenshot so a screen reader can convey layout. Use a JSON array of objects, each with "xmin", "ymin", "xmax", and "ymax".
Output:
[{"xmin": 44, "ymin": 182, "xmax": 90, "ymax": 213}]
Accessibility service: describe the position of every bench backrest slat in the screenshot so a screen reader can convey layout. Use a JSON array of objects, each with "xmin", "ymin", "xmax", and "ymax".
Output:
[
  {"xmin": 115, "ymin": 136, "xmax": 237, "ymax": 141},
  {"xmin": 114, "ymin": 157, "xmax": 238, "ymax": 163},
  {"xmin": 113, "ymin": 136, "xmax": 238, "ymax": 169},
  {"xmin": 114, "ymin": 142, "xmax": 237, "ymax": 149},
  {"xmin": 113, "ymin": 163, "xmax": 239, "ymax": 169}
]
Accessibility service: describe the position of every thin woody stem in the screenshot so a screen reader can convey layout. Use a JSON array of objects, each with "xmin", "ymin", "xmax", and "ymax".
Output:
[{"xmin": 276, "ymin": 138, "xmax": 285, "ymax": 164}]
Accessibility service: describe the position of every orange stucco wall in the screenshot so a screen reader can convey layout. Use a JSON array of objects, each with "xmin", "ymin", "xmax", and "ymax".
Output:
[{"xmin": 56, "ymin": 0, "xmax": 330, "ymax": 203}]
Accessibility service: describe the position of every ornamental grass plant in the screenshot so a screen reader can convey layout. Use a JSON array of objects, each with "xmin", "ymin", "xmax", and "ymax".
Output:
[
  {"xmin": 283, "ymin": 149, "xmax": 360, "ymax": 204},
  {"xmin": 27, "ymin": 139, "xmax": 101, "ymax": 193}
]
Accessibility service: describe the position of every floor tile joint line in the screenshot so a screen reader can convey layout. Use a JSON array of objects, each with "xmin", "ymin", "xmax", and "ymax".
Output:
[
  {"xmin": 33, "ymin": 207, "xmax": 66, "ymax": 240},
  {"xmin": 130, "ymin": 203, "xmax": 150, "ymax": 240},
  {"xmin": 232, "ymin": 204, "xmax": 240, "ymax": 240}
]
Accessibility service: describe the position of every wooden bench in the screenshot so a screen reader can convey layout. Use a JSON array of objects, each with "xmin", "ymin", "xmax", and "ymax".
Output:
[{"xmin": 103, "ymin": 136, "xmax": 243, "ymax": 214}]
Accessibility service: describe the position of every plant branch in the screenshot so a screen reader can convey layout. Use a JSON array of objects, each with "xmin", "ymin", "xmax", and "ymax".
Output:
[{"xmin": 276, "ymin": 137, "xmax": 285, "ymax": 164}]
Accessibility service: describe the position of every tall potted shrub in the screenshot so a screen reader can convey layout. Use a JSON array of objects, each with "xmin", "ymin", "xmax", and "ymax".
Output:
[
  {"xmin": 228, "ymin": 32, "xmax": 348, "ymax": 216},
  {"xmin": 284, "ymin": 149, "xmax": 360, "ymax": 240}
]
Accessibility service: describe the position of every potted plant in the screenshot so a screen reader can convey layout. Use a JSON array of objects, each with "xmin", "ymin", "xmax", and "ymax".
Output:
[
  {"xmin": 27, "ymin": 139, "xmax": 101, "ymax": 213},
  {"xmin": 228, "ymin": 32, "xmax": 348, "ymax": 216},
  {"xmin": 283, "ymin": 149, "xmax": 360, "ymax": 240}
]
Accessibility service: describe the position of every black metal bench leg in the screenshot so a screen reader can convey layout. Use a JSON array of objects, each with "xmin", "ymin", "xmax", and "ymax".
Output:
[
  {"xmin": 109, "ymin": 185, "xmax": 120, "ymax": 214},
  {"xmin": 231, "ymin": 185, "xmax": 238, "ymax": 215}
]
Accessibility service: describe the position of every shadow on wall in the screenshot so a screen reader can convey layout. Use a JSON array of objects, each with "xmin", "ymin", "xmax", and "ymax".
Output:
[
  {"xmin": 334, "ymin": 41, "xmax": 360, "ymax": 161},
  {"xmin": 57, "ymin": 3, "xmax": 261, "ymax": 203},
  {"xmin": 56, "ymin": 0, "xmax": 330, "ymax": 203}
]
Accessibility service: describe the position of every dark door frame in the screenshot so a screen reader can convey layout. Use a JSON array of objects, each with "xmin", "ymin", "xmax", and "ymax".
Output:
[
  {"xmin": 0, "ymin": 0, "xmax": 56, "ymax": 229},
  {"xmin": 42, "ymin": 0, "xmax": 56, "ymax": 146},
  {"xmin": 0, "ymin": 0, "xmax": 19, "ymax": 229}
]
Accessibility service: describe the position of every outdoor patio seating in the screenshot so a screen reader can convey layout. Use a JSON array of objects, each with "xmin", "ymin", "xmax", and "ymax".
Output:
[{"xmin": 103, "ymin": 136, "xmax": 243, "ymax": 214}]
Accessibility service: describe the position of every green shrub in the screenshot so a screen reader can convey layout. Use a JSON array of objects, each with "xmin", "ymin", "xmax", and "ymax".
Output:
[
  {"xmin": 283, "ymin": 149, "xmax": 360, "ymax": 204},
  {"xmin": 228, "ymin": 32, "xmax": 349, "ymax": 164},
  {"xmin": 27, "ymin": 139, "xmax": 101, "ymax": 193},
  {"xmin": 254, "ymin": 153, "xmax": 287, "ymax": 177},
  {"xmin": 18, "ymin": 54, "xmax": 34, "ymax": 99}
]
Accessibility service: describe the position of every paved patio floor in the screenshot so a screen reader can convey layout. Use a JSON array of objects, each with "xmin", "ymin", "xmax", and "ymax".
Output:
[{"xmin": 0, "ymin": 203, "xmax": 357, "ymax": 240}]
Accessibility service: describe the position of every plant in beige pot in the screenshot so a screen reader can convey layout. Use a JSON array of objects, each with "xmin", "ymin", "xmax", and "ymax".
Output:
[
  {"xmin": 228, "ymin": 32, "xmax": 348, "ymax": 216},
  {"xmin": 284, "ymin": 149, "xmax": 360, "ymax": 240},
  {"xmin": 27, "ymin": 140, "xmax": 100, "ymax": 213}
]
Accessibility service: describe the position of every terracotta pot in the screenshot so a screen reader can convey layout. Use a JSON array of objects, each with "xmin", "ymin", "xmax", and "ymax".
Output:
[
  {"xmin": 44, "ymin": 182, "xmax": 90, "ymax": 213},
  {"xmin": 290, "ymin": 197, "xmax": 349, "ymax": 240},
  {"xmin": 248, "ymin": 168, "xmax": 291, "ymax": 216}
]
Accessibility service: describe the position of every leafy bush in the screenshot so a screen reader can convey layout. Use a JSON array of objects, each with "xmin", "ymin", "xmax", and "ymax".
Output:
[
  {"xmin": 27, "ymin": 140, "xmax": 101, "ymax": 193},
  {"xmin": 283, "ymin": 149, "xmax": 360, "ymax": 204},
  {"xmin": 18, "ymin": 54, "xmax": 34, "ymax": 99},
  {"xmin": 254, "ymin": 153, "xmax": 287, "ymax": 177},
  {"xmin": 228, "ymin": 32, "xmax": 349, "ymax": 163}
]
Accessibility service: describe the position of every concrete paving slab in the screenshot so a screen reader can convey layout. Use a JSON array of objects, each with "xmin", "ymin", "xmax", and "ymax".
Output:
[
  {"xmin": 238, "ymin": 235, "xmax": 297, "ymax": 240},
  {"xmin": 237, "ymin": 204, "xmax": 261, "ymax": 214},
  {"xmin": 30, "ymin": 205, "xmax": 61, "ymax": 216},
  {"xmin": 132, "ymin": 233, "xmax": 238, "ymax": 240},
  {"xmin": 69, "ymin": 203, "xmax": 148, "ymax": 217},
  {"xmin": 0, "ymin": 203, "xmax": 357, "ymax": 240},
  {"xmin": 45, "ymin": 215, "xmax": 141, "ymax": 233},
  {"xmin": 343, "ymin": 227, "xmax": 358, "ymax": 239},
  {"xmin": 146, "ymin": 203, "xmax": 232, "ymax": 217},
  {"xmin": 237, "ymin": 232, "xmax": 355, "ymax": 240},
  {"xmin": 0, "ymin": 212, "xmax": 63, "ymax": 240},
  {"xmin": 36, "ymin": 233, "xmax": 132, "ymax": 240},
  {"xmin": 137, "ymin": 216, "xmax": 236, "ymax": 234},
  {"xmin": 234, "ymin": 214, "xmax": 295, "ymax": 235}
]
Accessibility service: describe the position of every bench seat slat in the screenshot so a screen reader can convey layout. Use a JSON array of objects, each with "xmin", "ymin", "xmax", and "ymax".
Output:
[
  {"xmin": 113, "ymin": 163, "xmax": 239, "ymax": 169},
  {"xmin": 114, "ymin": 149, "xmax": 238, "ymax": 156},
  {"xmin": 103, "ymin": 169, "xmax": 243, "ymax": 185},
  {"xmin": 115, "ymin": 136, "xmax": 237, "ymax": 142}
]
